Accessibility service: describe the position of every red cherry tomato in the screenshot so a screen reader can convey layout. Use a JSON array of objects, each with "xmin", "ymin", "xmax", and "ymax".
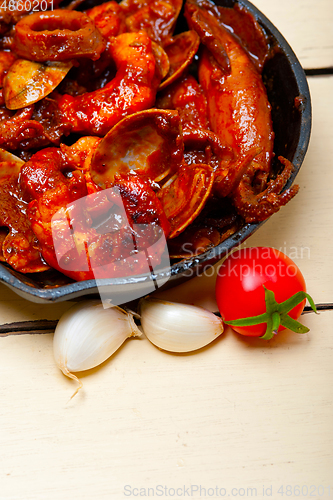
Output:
[{"xmin": 215, "ymin": 247, "xmax": 311, "ymax": 338}]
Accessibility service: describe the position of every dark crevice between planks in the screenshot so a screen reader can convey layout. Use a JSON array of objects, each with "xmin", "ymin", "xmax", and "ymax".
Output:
[
  {"xmin": 302, "ymin": 303, "xmax": 333, "ymax": 313},
  {"xmin": 1, "ymin": 304, "xmax": 333, "ymax": 336},
  {"xmin": 214, "ymin": 303, "xmax": 333, "ymax": 317},
  {"xmin": 0, "ymin": 320, "xmax": 58, "ymax": 336}
]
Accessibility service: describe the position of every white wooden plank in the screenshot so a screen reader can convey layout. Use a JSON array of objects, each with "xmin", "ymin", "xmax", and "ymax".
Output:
[
  {"xmin": 250, "ymin": 0, "xmax": 333, "ymax": 69},
  {"xmin": 0, "ymin": 284, "xmax": 74, "ymax": 325}
]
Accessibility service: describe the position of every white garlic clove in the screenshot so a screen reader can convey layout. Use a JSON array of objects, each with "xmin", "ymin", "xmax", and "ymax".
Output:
[
  {"xmin": 53, "ymin": 300, "xmax": 141, "ymax": 396},
  {"xmin": 139, "ymin": 297, "xmax": 224, "ymax": 353}
]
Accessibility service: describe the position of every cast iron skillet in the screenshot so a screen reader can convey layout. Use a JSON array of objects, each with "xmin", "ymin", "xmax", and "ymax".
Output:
[{"xmin": 0, "ymin": 0, "xmax": 311, "ymax": 303}]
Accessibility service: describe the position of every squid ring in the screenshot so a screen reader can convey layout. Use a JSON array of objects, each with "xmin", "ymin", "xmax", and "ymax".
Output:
[{"xmin": 14, "ymin": 10, "xmax": 105, "ymax": 62}]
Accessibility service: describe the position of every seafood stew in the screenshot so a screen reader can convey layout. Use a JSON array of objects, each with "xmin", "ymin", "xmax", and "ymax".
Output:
[{"xmin": 0, "ymin": 0, "xmax": 311, "ymax": 302}]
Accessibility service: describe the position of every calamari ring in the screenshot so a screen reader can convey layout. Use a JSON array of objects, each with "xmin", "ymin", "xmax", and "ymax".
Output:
[{"xmin": 14, "ymin": 10, "xmax": 106, "ymax": 62}]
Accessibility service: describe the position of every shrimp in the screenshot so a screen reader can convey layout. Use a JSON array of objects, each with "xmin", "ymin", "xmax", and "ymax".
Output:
[
  {"xmin": 0, "ymin": 150, "xmax": 49, "ymax": 273},
  {"xmin": 86, "ymin": 1, "xmax": 126, "ymax": 39},
  {"xmin": 119, "ymin": 0, "xmax": 182, "ymax": 46},
  {"xmin": 20, "ymin": 146, "xmax": 89, "ymax": 279},
  {"xmin": 0, "ymin": 105, "xmax": 44, "ymax": 151},
  {"xmin": 156, "ymin": 73, "xmax": 210, "ymax": 131},
  {"xmin": 57, "ymin": 31, "xmax": 160, "ymax": 136}
]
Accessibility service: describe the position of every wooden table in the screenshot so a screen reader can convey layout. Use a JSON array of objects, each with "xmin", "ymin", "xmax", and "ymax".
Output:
[{"xmin": 0, "ymin": 1, "xmax": 332, "ymax": 498}]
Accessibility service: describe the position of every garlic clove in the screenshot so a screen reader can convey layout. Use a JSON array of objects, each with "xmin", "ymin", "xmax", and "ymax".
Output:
[
  {"xmin": 139, "ymin": 297, "xmax": 224, "ymax": 353},
  {"xmin": 53, "ymin": 300, "xmax": 141, "ymax": 397}
]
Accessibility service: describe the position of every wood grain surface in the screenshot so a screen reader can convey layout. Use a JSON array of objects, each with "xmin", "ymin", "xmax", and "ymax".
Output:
[
  {"xmin": 0, "ymin": 309, "xmax": 330, "ymax": 500},
  {"xmin": 251, "ymin": 0, "xmax": 333, "ymax": 70},
  {"xmin": 0, "ymin": 1, "xmax": 332, "ymax": 499}
]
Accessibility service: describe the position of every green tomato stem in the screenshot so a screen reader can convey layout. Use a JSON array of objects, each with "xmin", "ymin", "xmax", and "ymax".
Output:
[{"xmin": 224, "ymin": 286, "xmax": 317, "ymax": 340}]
